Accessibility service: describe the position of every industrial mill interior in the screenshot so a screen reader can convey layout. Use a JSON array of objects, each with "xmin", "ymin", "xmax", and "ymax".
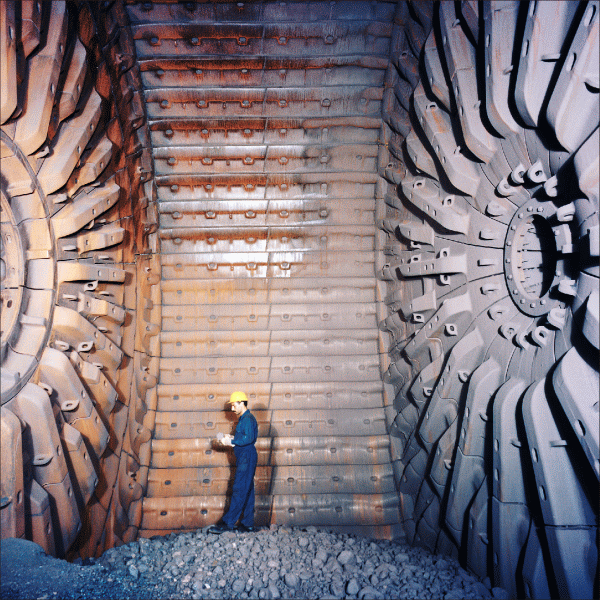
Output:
[{"xmin": 1, "ymin": 1, "xmax": 598, "ymax": 599}]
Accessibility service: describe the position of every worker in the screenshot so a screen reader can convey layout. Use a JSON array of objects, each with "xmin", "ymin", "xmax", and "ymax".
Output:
[{"xmin": 208, "ymin": 391, "xmax": 259, "ymax": 533}]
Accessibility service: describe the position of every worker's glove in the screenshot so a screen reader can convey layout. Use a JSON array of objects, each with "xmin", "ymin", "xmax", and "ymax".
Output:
[{"xmin": 217, "ymin": 433, "xmax": 233, "ymax": 446}]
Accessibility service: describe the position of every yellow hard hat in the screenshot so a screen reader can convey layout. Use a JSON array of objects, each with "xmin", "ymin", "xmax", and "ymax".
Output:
[{"xmin": 228, "ymin": 391, "xmax": 248, "ymax": 404}]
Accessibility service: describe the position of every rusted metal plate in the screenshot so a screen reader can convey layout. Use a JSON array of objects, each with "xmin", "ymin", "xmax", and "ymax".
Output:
[
  {"xmin": 153, "ymin": 143, "xmax": 378, "ymax": 175},
  {"xmin": 141, "ymin": 491, "xmax": 399, "ymax": 530},
  {"xmin": 149, "ymin": 119, "xmax": 381, "ymax": 147},
  {"xmin": 125, "ymin": 0, "xmax": 400, "ymax": 538},
  {"xmin": 156, "ymin": 175, "xmax": 377, "ymax": 200},
  {"xmin": 153, "ymin": 406, "xmax": 386, "ymax": 439},
  {"xmin": 159, "ymin": 225, "xmax": 374, "ymax": 254},
  {"xmin": 158, "ymin": 353, "xmax": 381, "ymax": 386},
  {"xmin": 126, "ymin": 1, "xmax": 397, "ymax": 25},
  {"xmin": 160, "ymin": 301, "xmax": 377, "ymax": 332},
  {"xmin": 160, "ymin": 253, "xmax": 375, "ymax": 280},
  {"xmin": 150, "ymin": 435, "xmax": 393, "ymax": 469},
  {"xmin": 131, "ymin": 22, "xmax": 392, "ymax": 59},
  {"xmin": 160, "ymin": 328, "xmax": 379, "ymax": 358},
  {"xmin": 146, "ymin": 85, "xmax": 384, "ymax": 118},
  {"xmin": 140, "ymin": 59, "xmax": 387, "ymax": 88},
  {"xmin": 146, "ymin": 463, "xmax": 396, "ymax": 497},
  {"xmin": 155, "ymin": 381, "xmax": 384, "ymax": 412},
  {"xmin": 160, "ymin": 276, "xmax": 377, "ymax": 305},
  {"xmin": 158, "ymin": 197, "xmax": 376, "ymax": 229}
]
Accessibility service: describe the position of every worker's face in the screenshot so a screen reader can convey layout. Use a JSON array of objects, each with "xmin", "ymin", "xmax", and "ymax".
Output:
[{"xmin": 231, "ymin": 401, "xmax": 243, "ymax": 415}]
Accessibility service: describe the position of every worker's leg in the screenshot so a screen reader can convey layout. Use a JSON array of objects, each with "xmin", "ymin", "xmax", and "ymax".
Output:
[
  {"xmin": 239, "ymin": 449, "xmax": 257, "ymax": 527},
  {"xmin": 222, "ymin": 449, "xmax": 253, "ymax": 527}
]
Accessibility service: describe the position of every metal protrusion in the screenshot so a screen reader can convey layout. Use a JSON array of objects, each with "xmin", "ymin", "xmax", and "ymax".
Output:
[
  {"xmin": 543, "ymin": 175, "xmax": 558, "ymax": 197},
  {"xmin": 527, "ymin": 160, "xmax": 547, "ymax": 183},
  {"xmin": 549, "ymin": 440, "xmax": 568, "ymax": 447},
  {"xmin": 481, "ymin": 284, "xmax": 501, "ymax": 295},
  {"xmin": 486, "ymin": 200, "xmax": 507, "ymax": 216},
  {"xmin": 531, "ymin": 326, "xmax": 549, "ymax": 347},
  {"xmin": 445, "ymin": 324, "xmax": 458, "ymax": 336},
  {"xmin": 514, "ymin": 331, "xmax": 530, "ymax": 349},
  {"xmin": 61, "ymin": 399, "xmax": 80, "ymax": 412},
  {"xmin": 558, "ymin": 278, "xmax": 577, "ymax": 296},
  {"xmin": 480, "ymin": 229, "xmax": 500, "ymax": 240},
  {"xmin": 33, "ymin": 454, "xmax": 53, "ymax": 466},
  {"xmin": 478, "ymin": 258, "xmax": 498, "ymax": 267},
  {"xmin": 584, "ymin": 76, "xmax": 600, "ymax": 92},
  {"xmin": 556, "ymin": 202, "xmax": 575, "ymax": 222},
  {"xmin": 37, "ymin": 383, "xmax": 52, "ymax": 397},
  {"xmin": 510, "ymin": 163, "xmax": 527, "ymax": 185},
  {"xmin": 496, "ymin": 177, "xmax": 514, "ymax": 196},
  {"xmin": 547, "ymin": 307, "xmax": 566, "ymax": 329},
  {"xmin": 500, "ymin": 323, "xmax": 518, "ymax": 339}
]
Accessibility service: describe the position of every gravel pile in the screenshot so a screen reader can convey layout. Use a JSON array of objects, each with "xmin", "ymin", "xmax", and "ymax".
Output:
[{"xmin": 1, "ymin": 525, "xmax": 511, "ymax": 600}]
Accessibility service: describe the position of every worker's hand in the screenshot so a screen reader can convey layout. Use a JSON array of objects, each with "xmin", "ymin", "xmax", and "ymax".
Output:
[{"xmin": 221, "ymin": 434, "xmax": 233, "ymax": 446}]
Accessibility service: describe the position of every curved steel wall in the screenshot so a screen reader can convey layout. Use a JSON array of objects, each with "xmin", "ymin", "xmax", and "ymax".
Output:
[
  {"xmin": 0, "ymin": 0, "xmax": 157, "ymax": 558},
  {"xmin": 378, "ymin": 2, "xmax": 598, "ymax": 598}
]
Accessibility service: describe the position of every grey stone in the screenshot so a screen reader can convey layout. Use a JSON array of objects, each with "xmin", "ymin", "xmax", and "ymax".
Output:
[
  {"xmin": 469, "ymin": 581, "xmax": 493, "ymax": 598},
  {"xmin": 232, "ymin": 579, "xmax": 245, "ymax": 593},
  {"xmin": 346, "ymin": 579, "xmax": 359, "ymax": 595},
  {"xmin": 128, "ymin": 565, "xmax": 139, "ymax": 579},
  {"xmin": 337, "ymin": 550, "xmax": 354, "ymax": 565},
  {"xmin": 330, "ymin": 580, "xmax": 345, "ymax": 597},
  {"xmin": 358, "ymin": 586, "xmax": 384, "ymax": 600},
  {"xmin": 284, "ymin": 573, "xmax": 299, "ymax": 588}
]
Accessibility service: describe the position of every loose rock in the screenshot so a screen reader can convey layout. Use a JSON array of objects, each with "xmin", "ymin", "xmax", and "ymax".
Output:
[{"xmin": 1, "ymin": 526, "xmax": 507, "ymax": 600}]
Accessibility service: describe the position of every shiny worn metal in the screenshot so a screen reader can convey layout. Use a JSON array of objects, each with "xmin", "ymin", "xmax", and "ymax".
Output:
[{"xmin": 0, "ymin": 2, "xmax": 598, "ymax": 599}]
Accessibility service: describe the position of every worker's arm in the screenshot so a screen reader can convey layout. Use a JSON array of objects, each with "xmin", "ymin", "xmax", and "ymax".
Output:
[{"xmin": 232, "ymin": 414, "xmax": 257, "ymax": 446}]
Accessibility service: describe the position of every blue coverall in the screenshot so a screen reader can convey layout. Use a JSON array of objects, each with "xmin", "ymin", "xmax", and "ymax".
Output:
[{"xmin": 222, "ymin": 409, "xmax": 258, "ymax": 528}]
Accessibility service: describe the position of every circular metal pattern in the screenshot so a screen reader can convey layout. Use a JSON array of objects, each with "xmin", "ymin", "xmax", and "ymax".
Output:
[
  {"xmin": 504, "ymin": 198, "xmax": 570, "ymax": 317},
  {"xmin": 0, "ymin": 146, "xmax": 55, "ymax": 403},
  {"xmin": 0, "ymin": 194, "xmax": 24, "ymax": 352}
]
